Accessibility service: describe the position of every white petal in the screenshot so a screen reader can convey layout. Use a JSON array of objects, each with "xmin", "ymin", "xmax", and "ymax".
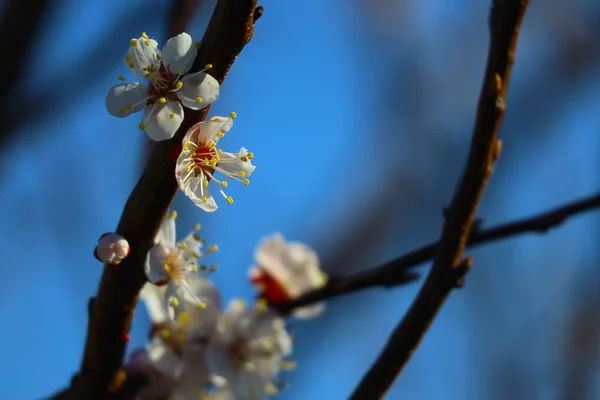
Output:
[
  {"xmin": 106, "ymin": 83, "xmax": 148, "ymax": 117},
  {"xmin": 146, "ymin": 336, "xmax": 183, "ymax": 378},
  {"xmin": 126, "ymin": 36, "xmax": 161, "ymax": 77},
  {"xmin": 145, "ymin": 244, "xmax": 170, "ymax": 284},
  {"xmin": 140, "ymin": 283, "xmax": 169, "ymax": 323},
  {"xmin": 177, "ymin": 72, "xmax": 220, "ymax": 110},
  {"xmin": 184, "ymin": 176, "xmax": 219, "ymax": 212},
  {"xmin": 217, "ymin": 148, "xmax": 256, "ymax": 177},
  {"xmin": 292, "ymin": 303, "xmax": 326, "ymax": 319},
  {"xmin": 161, "ymin": 32, "xmax": 197, "ymax": 75},
  {"xmin": 254, "ymin": 234, "xmax": 297, "ymax": 295},
  {"xmin": 183, "ymin": 117, "xmax": 233, "ymax": 146},
  {"xmin": 143, "ymin": 101, "xmax": 184, "ymax": 141},
  {"xmin": 208, "ymin": 385, "xmax": 237, "ymax": 400},
  {"xmin": 157, "ymin": 214, "xmax": 177, "ymax": 246},
  {"xmin": 177, "ymin": 233, "xmax": 203, "ymax": 261},
  {"xmin": 184, "ymin": 277, "xmax": 222, "ymax": 338}
]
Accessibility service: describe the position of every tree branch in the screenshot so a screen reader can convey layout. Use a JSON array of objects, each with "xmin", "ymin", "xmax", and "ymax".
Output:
[
  {"xmin": 52, "ymin": 2, "xmax": 260, "ymax": 399},
  {"xmin": 348, "ymin": 1, "xmax": 529, "ymax": 398},
  {"xmin": 272, "ymin": 191, "xmax": 600, "ymax": 314}
]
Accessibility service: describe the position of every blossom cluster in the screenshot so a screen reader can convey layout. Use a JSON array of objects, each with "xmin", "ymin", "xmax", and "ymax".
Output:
[
  {"xmin": 103, "ymin": 32, "xmax": 328, "ymax": 400},
  {"xmin": 120, "ymin": 213, "xmax": 327, "ymax": 400},
  {"xmin": 106, "ymin": 32, "xmax": 255, "ymax": 212}
]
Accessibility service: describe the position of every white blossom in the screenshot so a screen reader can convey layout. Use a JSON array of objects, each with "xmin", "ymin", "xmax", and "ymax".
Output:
[
  {"xmin": 205, "ymin": 299, "xmax": 293, "ymax": 400},
  {"xmin": 145, "ymin": 211, "xmax": 220, "ymax": 325},
  {"xmin": 176, "ymin": 114, "xmax": 256, "ymax": 212},
  {"xmin": 94, "ymin": 232, "xmax": 130, "ymax": 265},
  {"xmin": 249, "ymin": 234, "xmax": 328, "ymax": 319},
  {"xmin": 131, "ymin": 280, "xmax": 219, "ymax": 400},
  {"xmin": 106, "ymin": 32, "xmax": 220, "ymax": 141}
]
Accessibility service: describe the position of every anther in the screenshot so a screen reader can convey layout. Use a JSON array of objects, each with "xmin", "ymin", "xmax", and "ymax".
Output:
[
  {"xmin": 221, "ymin": 181, "xmax": 228, "ymax": 188},
  {"xmin": 141, "ymin": 32, "xmax": 149, "ymax": 39},
  {"xmin": 169, "ymin": 113, "xmax": 176, "ymax": 120},
  {"xmin": 204, "ymin": 64, "xmax": 213, "ymax": 69},
  {"xmin": 243, "ymin": 179, "xmax": 250, "ymax": 186},
  {"xmin": 208, "ymin": 245, "xmax": 219, "ymax": 252},
  {"xmin": 174, "ymin": 82, "xmax": 183, "ymax": 89},
  {"xmin": 139, "ymin": 123, "xmax": 146, "ymax": 130},
  {"xmin": 170, "ymin": 210, "xmax": 178, "ymax": 219},
  {"xmin": 158, "ymin": 97, "xmax": 167, "ymax": 104},
  {"xmin": 130, "ymin": 39, "xmax": 138, "ymax": 47},
  {"xmin": 195, "ymin": 97, "xmax": 204, "ymax": 103},
  {"xmin": 238, "ymin": 172, "xmax": 246, "ymax": 178},
  {"xmin": 226, "ymin": 197, "xmax": 234, "ymax": 205},
  {"xmin": 229, "ymin": 111, "xmax": 237, "ymax": 119}
]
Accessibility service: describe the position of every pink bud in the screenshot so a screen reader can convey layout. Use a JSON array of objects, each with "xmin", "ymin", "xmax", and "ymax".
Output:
[{"xmin": 95, "ymin": 232, "xmax": 130, "ymax": 265}]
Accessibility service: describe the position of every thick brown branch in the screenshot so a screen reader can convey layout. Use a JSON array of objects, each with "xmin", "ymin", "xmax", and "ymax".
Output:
[
  {"xmin": 349, "ymin": 1, "xmax": 529, "ymax": 398},
  {"xmin": 273, "ymin": 191, "xmax": 600, "ymax": 314},
  {"xmin": 55, "ymin": 2, "xmax": 260, "ymax": 399}
]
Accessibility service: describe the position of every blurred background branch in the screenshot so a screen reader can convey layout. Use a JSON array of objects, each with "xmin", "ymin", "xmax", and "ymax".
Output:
[
  {"xmin": 273, "ymin": 191, "xmax": 600, "ymax": 314},
  {"xmin": 349, "ymin": 1, "xmax": 529, "ymax": 398}
]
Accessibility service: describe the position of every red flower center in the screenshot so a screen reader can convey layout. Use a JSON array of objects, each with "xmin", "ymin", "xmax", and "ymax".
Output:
[{"xmin": 250, "ymin": 270, "xmax": 291, "ymax": 303}]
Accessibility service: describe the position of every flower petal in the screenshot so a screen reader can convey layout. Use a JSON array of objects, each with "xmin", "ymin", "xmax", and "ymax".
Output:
[
  {"xmin": 157, "ymin": 213, "xmax": 177, "ymax": 246},
  {"xmin": 140, "ymin": 283, "xmax": 169, "ymax": 323},
  {"xmin": 146, "ymin": 336, "xmax": 183, "ymax": 378},
  {"xmin": 177, "ymin": 72, "xmax": 220, "ymax": 110},
  {"xmin": 217, "ymin": 148, "xmax": 256, "ymax": 177},
  {"xmin": 127, "ymin": 36, "xmax": 161, "ymax": 78},
  {"xmin": 143, "ymin": 101, "xmax": 184, "ymax": 141},
  {"xmin": 169, "ymin": 344, "xmax": 211, "ymax": 400},
  {"xmin": 183, "ymin": 175, "xmax": 219, "ymax": 212},
  {"xmin": 183, "ymin": 116, "xmax": 233, "ymax": 146},
  {"xmin": 145, "ymin": 244, "xmax": 170, "ymax": 284},
  {"xmin": 177, "ymin": 232, "xmax": 203, "ymax": 261},
  {"xmin": 106, "ymin": 83, "xmax": 148, "ymax": 117},
  {"xmin": 161, "ymin": 32, "xmax": 197, "ymax": 75}
]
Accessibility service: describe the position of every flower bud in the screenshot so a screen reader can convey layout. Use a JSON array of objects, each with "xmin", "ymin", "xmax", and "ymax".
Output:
[{"xmin": 95, "ymin": 232, "xmax": 130, "ymax": 265}]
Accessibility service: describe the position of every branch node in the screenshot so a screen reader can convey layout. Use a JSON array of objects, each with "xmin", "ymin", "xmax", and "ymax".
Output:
[
  {"xmin": 449, "ymin": 257, "xmax": 472, "ymax": 289},
  {"xmin": 254, "ymin": 6, "xmax": 263, "ymax": 22}
]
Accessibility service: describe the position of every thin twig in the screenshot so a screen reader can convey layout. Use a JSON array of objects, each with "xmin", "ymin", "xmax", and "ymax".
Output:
[
  {"xmin": 348, "ymin": 1, "xmax": 529, "ymax": 398},
  {"xmin": 272, "ymin": 191, "xmax": 600, "ymax": 314},
  {"xmin": 49, "ymin": 2, "xmax": 260, "ymax": 399}
]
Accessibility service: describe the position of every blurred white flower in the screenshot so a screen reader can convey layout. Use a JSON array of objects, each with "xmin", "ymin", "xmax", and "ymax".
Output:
[
  {"xmin": 106, "ymin": 32, "xmax": 220, "ymax": 141},
  {"xmin": 205, "ymin": 299, "xmax": 293, "ymax": 400},
  {"xmin": 249, "ymin": 234, "xmax": 328, "ymax": 319},
  {"xmin": 130, "ymin": 281, "xmax": 218, "ymax": 400},
  {"xmin": 145, "ymin": 211, "xmax": 219, "ymax": 323},
  {"xmin": 176, "ymin": 114, "xmax": 256, "ymax": 212},
  {"xmin": 94, "ymin": 232, "xmax": 130, "ymax": 265}
]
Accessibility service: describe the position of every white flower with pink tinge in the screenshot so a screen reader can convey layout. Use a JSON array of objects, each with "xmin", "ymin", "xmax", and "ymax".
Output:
[
  {"xmin": 176, "ymin": 114, "xmax": 256, "ymax": 212},
  {"xmin": 205, "ymin": 299, "xmax": 294, "ymax": 400},
  {"xmin": 145, "ymin": 211, "xmax": 219, "ymax": 324},
  {"xmin": 106, "ymin": 31, "xmax": 220, "ymax": 141},
  {"xmin": 249, "ymin": 234, "xmax": 328, "ymax": 319},
  {"xmin": 127, "ymin": 278, "xmax": 221, "ymax": 400}
]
